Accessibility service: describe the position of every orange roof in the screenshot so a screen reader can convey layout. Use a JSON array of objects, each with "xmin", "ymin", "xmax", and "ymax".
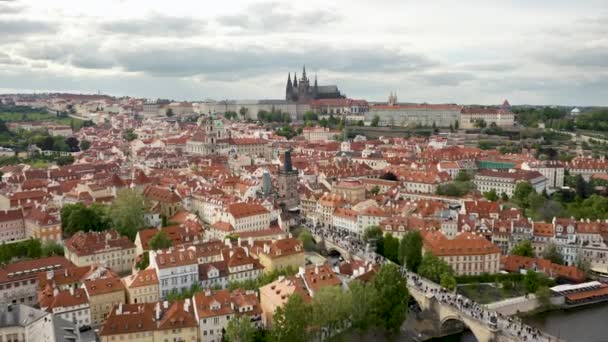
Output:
[
  {"xmin": 125, "ymin": 269, "xmax": 158, "ymax": 288},
  {"xmin": 423, "ymin": 231, "xmax": 500, "ymax": 256},
  {"xmin": 83, "ymin": 277, "xmax": 125, "ymax": 296},
  {"xmin": 226, "ymin": 203, "xmax": 269, "ymax": 219}
]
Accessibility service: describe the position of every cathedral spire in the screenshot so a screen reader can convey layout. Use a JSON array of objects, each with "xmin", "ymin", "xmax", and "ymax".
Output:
[
  {"xmin": 293, "ymin": 72, "xmax": 298, "ymax": 87},
  {"xmin": 302, "ymin": 65, "xmax": 307, "ymax": 81}
]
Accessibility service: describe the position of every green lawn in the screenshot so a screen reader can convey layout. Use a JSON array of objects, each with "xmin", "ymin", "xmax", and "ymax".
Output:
[
  {"xmin": 0, "ymin": 112, "xmax": 85, "ymax": 129},
  {"xmin": 457, "ymin": 283, "xmax": 525, "ymax": 304}
]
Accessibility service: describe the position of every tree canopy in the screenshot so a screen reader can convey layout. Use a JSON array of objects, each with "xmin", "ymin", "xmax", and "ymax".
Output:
[
  {"xmin": 399, "ymin": 230, "xmax": 423, "ymax": 272},
  {"xmin": 109, "ymin": 189, "xmax": 146, "ymax": 240},
  {"xmin": 271, "ymin": 294, "xmax": 310, "ymax": 342},
  {"xmin": 225, "ymin": 316, "xmax": 256, "ymax": 342},
  {"xmin": 511, "ymin": 240, "xmax": 535, "ymax": 258},
  {"xmin": 60, "ymin": 203, "xmax": 109, "ymax": 236},
  {"xmin": 417, "ymin": 252, "xmax": 454, "ymax": 284},
  {"xmin": 148, "ymin": 231, "xmax": 172, "ymax": 250}
]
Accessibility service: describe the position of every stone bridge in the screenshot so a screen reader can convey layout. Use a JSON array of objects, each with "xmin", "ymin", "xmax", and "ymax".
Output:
[
  {"xmin": 310, "ymin": 233, "xmax": 352, "ymax": 260},
  {"xmin": 315, "ymin": 230, "xmax": 563, "ymax": 342}
]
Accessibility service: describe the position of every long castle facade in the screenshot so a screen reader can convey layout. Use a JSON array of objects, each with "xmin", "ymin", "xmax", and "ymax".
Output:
[{"xmin": 285, "ymin": 66, "xmax": 344, "ymax": 102}]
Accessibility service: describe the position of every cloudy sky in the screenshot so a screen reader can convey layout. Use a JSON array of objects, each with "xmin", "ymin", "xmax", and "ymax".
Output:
[{"xmin": 0, "ymin": 0, "xmax": 607, "ymax": 105}]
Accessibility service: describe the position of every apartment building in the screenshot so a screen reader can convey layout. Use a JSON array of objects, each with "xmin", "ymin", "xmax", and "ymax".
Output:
[
  {"xmin": 64, "ymin": 230, "xmax": 137, "ymax": 274},
  {"xmin": 253, "ymin": 238, "xmax": 305, "ymax": 273},
  {"xmin": 82, "ymin": 277, "xmax": 126, "ymax": 326},
  {"xmin": 0, "ymin": 256, "xmax": 74, "ymax": 306},
  {"xmin": 193, "ymin": 289, "xmax": 262, "ymax": 342},
  {"xmin": 122, "ymin": 268, "xmax": 159, "ymax": 304},
  {"xmin": 423, "ymin": 231, "xmax": 501, "ymax": 276},
  {"xmin": 149, "ymin": 246, "xmax": 198, "ymax": 299},
  {"xmin": 473, "ymin": 169, "xmax": 547, "ymax": 197}
]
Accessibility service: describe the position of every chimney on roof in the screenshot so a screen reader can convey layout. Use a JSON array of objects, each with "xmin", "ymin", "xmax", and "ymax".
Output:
[
  {"xmin": 315, "ymin": 265, "xmax": 319, "ymax": 275},
  {"xmin": 53, "ymin": 288, "xmax": 59, "ymax": 297},
  {"xmin": 117, "ymin": 303, "xmax": 123, "ymax": 315},
  {"xmin": 237, "ymin": 237, "xmax": 241, "ymax": 247},
  {"xmin": 155, "ymin": 302, "xmax": 161, "ymax": 320},
  {"xmin": 46, "ymin": 270, "xmax": 54, "ymax": 280},
  {"xmin": 184, "ymin": 298, "xmax": 191, "ymax": 313},
  {"xmin": 163, "ymin": 301, "xmax": 169, "ymax": 309}
]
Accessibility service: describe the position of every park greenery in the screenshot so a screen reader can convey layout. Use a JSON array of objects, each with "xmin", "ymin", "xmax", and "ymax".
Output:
[
  {"xmin": 61, "ymin": 189, "xmax": 146, "ymax": 240},
  {"xmin": 436, "ymin": 170, "xmax": 475, "ymax": 197},
  {"xmin": 61, "ymin": 203, "xmax": 110, "ymax": 237},
  {"xmin": 227, "ymin": 266, "xmax": 298, "ymax": 292},
  {"xmin": 148, "ymin": 231, "xmax": 173, "ymax": 250},
  {"xmin": 575, "ymin": 108, "xmax": 608, "ymax": 132},
  {"xmin": 270, "ymin": 263, "xmax": 408, "ymax": 341},
  {"xmin": 257, "ymin": 109, "xmax": 291, "ymax": 123},
  {"xmin": 0, "ymin": 238, "xmax": 64, "ymax": 265},
  {"xmin": 362, "ymin": 226, "xmax": 458, "ymax": 291},
  {"xmin": 109, "ymin": 189, "xmax": 146, "ymax": 240},
  {"xmin": 0, "ymin": 104, "xmax": 88, "ymax": 129}
]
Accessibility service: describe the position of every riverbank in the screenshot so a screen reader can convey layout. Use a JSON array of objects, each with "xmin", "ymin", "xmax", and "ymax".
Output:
[{"xmin": 523, "ymin": 302, "xmax": 608, "ymax": 342}]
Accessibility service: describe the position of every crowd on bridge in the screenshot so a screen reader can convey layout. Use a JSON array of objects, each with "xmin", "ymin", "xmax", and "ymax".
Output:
[{"xmin": 307, "ymin": 224, "xmax": 559, "ymax": 342}]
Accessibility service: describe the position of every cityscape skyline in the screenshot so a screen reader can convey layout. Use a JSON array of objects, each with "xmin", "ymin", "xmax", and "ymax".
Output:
[{"xmin": 0, "ymin": 0, "xmax": 607, "ymax": 105}]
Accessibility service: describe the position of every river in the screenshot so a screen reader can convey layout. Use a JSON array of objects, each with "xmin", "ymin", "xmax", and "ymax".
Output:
[{"xmin": 522, "ymin": 304, "xmax": 608, "ymax": 342}]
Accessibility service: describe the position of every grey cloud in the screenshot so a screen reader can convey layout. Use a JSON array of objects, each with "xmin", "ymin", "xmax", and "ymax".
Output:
[
  {"xmin": 100, "ymin": 15, "xmax": 207, "ymax": 36},
  {"xmin": 417, "ymin": 72, "xmax": 475, "ymax": 86},
  {"xmin": 0, "ymin": 18, "xmax": 56, "ymax": 41},
  {"xmin": 110, "ymin": 45, "xmax": 436, "ymax": 77},
  {"xmin": 217, "ymin": 1, "xmax": 340, "ymax": 32},
  {"xmin": 0, "ymin": 52, "xmax": 24, "ymax": 65},
  {"xmin": 542, "ymin": 48, "xmax": 608, "ymax": 68},
  {"xmin": 0, "ymin": 2, "xmax": 23, "ymax": 14},
  {"xmin": 22, "ymin": 41, "xmax": 435, "ymax": 77}
]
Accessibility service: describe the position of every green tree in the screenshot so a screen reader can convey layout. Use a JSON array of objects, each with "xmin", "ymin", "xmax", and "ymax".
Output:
[
  {"xmin": 484, "ymin": 189, "xmax": 499, "ymax": 201},
  {"xmin": 399, "ymin": 231, "xmax": 423, "ymax": 272},
  {"xmin": 383, "ymin": 233, "xmax": 400, "ymax": 263},
  {"xmin": 136, "ymin": 252, "xmax": 150, "ymax": 270},
  {"xmin": 501, "ymin": 192, "xmax": 509, "ymax": 201},
  {"xmin": 440, "ymin": 273, "xmax": 457, "ymax": 291},
  {"xmin": 225, "ymin": 316, "xmax": 256, "ymax": 342},
  {"xmin": 271, "ymin": 294, "xmax": 310, "ymax": 342},
  {"xmin": 80, "ymin": 139, "xmax": 91, "ymax": 151},
  {"xmin": 511, "ymin": 240, "xmax": 535, "ymax": 258},
  {"xmin": 109, "ymin": 189, "xmax": 146, "ymax": 240},
  {"xmin": 25, "ymin": 238, "xmax": 42, "ymax": 259},
  {"xmin": 371, "ymin": 115, "xmax": 380, "ymax": 127},
  {"xmin": 418, "ymin": 252, "xmax": 454, "ymax": 283},
  {"xmin": 60, "ymin": 203, "xmax": 109, "ymax": 236},
  {"xmin": 239, "ymin": 107, "xmax": 249, "ymax": 118},
  {"xmin": 536, "ymin": 286, "xmax": 552, "ymax": 306},
  {"xmin": 363, "ymin": 226, "xmax": 384, "ymax": 255},
  {"xmin": 356, "ymin": 120, "xmax": 365, "ymax": 127},
  {"xmin": 149, "ymin": 231, "xmax": 173, "ymax": 250},
  {"xmin": 297, "ymin": 230, "xmax": 317, "ymax": 252},
  {"xmin": 454, "ymin": 120, "xmax": 459, "ymax": 130},
  {"xmin": 311, "ymin": 286, "xmax": 352, "ymax": 338},
  {"xmin": 370, "ymin": 263, "xmax": 408, "ymax": 334},
  {"xmin": 523, "ymin": 270, "xmax": 540, "ymax": 294},
  {"xmin": 473, "ymin": 119, "xmax": 487, "ymax": 128},
  {"xmin": 513, "ymin": 181, "xmax": 536, "ymax": 207},
  {"xmin": 41, "ymin": 241, "xmax": 64, "ymax": 257},
  {"xmin": 166, "ymin": 108, "xmax": 174, "ymax": 117},
  {"xmin": 348, "ymin": 280, "xmax": 377, "ymax": 333},
  {"xmin": 370, "ymin": 185, "xmax": 380, "ymax": 196},
  {"xmin": 542, "ymin": 243, "xmax": 564, "ymax": 265},
  {"xmin": 455, "ymin": 170, "xmax": 471, "ymax": 182}
]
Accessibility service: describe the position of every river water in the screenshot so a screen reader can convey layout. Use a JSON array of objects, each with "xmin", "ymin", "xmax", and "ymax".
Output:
[{"xmin": 522, "ymin": 304, "xmax": 608, "ymax": 342}]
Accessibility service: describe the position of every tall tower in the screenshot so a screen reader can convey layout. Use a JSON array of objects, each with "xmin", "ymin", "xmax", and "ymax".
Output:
[
  {"xmin": 285, "ymin": 73, "xmax": 293, "ymax": 101},
  {"xmin": 298, "ymin": 65, "xmax": 310, "ymax": 102},
  {"xmin": 277, "ymin": 149, "xmax": 299, "ymax": 210},
  {"xmin": 313, "ymin": 74, "xmax": 318, "ymax": 99}
]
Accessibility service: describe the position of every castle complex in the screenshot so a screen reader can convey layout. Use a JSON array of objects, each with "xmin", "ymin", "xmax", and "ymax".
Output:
[{"xmin": 285, "ymin": 66, "xmax": 344, "ymax": 102}]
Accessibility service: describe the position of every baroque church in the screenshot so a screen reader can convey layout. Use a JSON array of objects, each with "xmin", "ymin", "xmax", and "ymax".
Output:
[{"xmin": 285, "ymin": 66, "xmax": 345, "ymax": 102}]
